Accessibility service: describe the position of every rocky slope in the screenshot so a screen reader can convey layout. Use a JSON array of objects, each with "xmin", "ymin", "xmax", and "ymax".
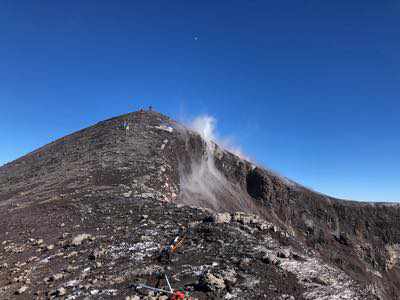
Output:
[{"xmin": 1, "ymin": 110, "xmax": 399, "ymax": 299}]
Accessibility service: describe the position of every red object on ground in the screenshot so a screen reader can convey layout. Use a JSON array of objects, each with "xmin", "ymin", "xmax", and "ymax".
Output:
[{"xmin": 169, "ymin": 291, "xmax": 185, "ymax": 300}]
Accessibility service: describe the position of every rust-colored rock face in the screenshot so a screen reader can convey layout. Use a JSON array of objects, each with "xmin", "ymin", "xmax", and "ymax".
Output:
[{"xmin": 0, "ymin": 110, "xmax": 399, "ymax": 299}]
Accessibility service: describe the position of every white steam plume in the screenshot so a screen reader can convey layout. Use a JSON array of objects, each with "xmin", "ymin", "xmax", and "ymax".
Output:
[
  {"xmin": 178, "ymin": 115, "xmax": 254, "ymax": 212},
  {"xmin": 189, "ymin": 115, "xmax": 250, "ymax": 161},
  {"xmin": 190, "ymin": 115, "xmax": 216, "ymax": 143}
]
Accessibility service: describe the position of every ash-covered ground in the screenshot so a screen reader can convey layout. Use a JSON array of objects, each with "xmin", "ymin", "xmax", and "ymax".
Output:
[{"xmin": 1, "ymin": 110, "xmax": 400, "ymax": 299}]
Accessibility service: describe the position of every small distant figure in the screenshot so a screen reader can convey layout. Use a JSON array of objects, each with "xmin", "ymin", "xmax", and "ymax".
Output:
[
  {"xmin": 148, "ymin": 105, "xmax": 153, "ymax": 111},
  {"xmin": 122, "ymin": 121, "xmax": 129, "ymax": 131}
]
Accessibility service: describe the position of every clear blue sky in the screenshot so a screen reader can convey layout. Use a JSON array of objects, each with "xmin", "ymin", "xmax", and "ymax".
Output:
[{"xmin": 1, "ymin": 1, "xmax": 399, "ymax": 202}]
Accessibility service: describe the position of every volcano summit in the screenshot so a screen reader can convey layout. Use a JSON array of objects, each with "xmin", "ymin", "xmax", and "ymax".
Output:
[{"xmin": 1, "ymin": 110, "xmax": 400, "ymax": 299}]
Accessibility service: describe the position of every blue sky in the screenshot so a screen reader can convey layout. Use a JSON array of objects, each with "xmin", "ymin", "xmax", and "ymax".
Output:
[{"xmin": 1, "ymin": 1, "xmax": 399, "ymax": 202}]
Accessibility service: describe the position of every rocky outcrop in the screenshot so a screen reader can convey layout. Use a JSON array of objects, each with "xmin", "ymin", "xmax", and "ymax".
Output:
[{"xmin": 1, "ymin": 110, "xmax": 399, "ymax": 299}]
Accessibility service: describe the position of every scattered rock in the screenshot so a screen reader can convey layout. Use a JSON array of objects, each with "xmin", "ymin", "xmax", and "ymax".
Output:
[
  {"xmin": 89, "ymin": 248, "xmax": 105, "ymax": 260},
  {"xmin": 277, "ymin": 248, "xmax": 291, "ymax": 259},
  {"xmin": 125, "ymin": 296, "xmax": 140, "ymax": 300},
  {"xmin": 52, "ymin": 287, "xmax": 67, "ymax": 296},
  {"xmin": 201, "ymin": 271, "xmax": 226, "ymax": 291},
  {"xmin": 34, "ymin": 239, "xmax": 44, "ymax": 246},
  {"xmin": 0, "ymin": 263, "xmax": 8, "ymax": 269},
  {"xmin": 212, "ymin": 212, "xmax": 232, "ymax": 224},
  {"xmin": 279, "ymin": 295, "xmax": 295, "ymax": 300},
  {"xmin": 239, "ymin": 257, "xmax": 252, "ymax": 268},
  {"xmin": 312, "ymin": 276, "xmax": 332, "ymax": 286},
  {"xmin": 52, "ymin": 273, "xmax": 64, "ymax": 281},
  {"xmin": 65, "ymin": 279, "xmax": 80, "ymax": 287},
  {"xmin": 155, "ymin": 125, "xmax": 173, "ymax": 133},
  {"xmin": 221, "ymin": 268, "xmax": 237, "ymax": 285},
  {"xmin": 15, "ymin": 285, "xmax": 28, "ymax": 295},
  {"xmin": 262, "ymin": 253, "xmax": 280, "ymax": 266},
  {"xmin": 232, "ymin": 212, "xmax": 261, "ymax": 225},
  {"xmin": 123, "ymin": 191, "xmax": 133, "ymax": 198},
  {"xmin": 71, "ymin": 233, "xmax": 92, "ymax": 246},
  {"xmin": 90, "ymin": 289, "xmax": 99, "ymax": 295},
  {"xmin": 386, "ymin": 244, "xmax": 400, "ymax": 270},
  {"xmin": 65, "ymin": 251, "xmax": 78, "ymax": 258}
]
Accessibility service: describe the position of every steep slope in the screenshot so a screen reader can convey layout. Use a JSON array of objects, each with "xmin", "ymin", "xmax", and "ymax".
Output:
[{"xmin": 0, "ymin": 110, "xmax": 399, "ymax": 299}]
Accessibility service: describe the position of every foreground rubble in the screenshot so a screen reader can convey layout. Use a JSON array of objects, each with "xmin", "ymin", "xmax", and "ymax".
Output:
[{"xmin": 1, "ymin": 195, "xmax": 371, "ymax": 299}]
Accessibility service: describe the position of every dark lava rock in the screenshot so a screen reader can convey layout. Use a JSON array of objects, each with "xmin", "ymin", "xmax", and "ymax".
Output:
[{"xmin": 0, "ymin": 110, "xmax": 399, "ymax": 299}]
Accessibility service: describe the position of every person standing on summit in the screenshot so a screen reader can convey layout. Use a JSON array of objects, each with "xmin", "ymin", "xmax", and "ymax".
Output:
[{"xmin": 122, "ymin": 120, "xmax": 129, "ymax": 131}]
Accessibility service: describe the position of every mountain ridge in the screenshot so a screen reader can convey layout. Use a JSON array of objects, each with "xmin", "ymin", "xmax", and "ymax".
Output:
[{"xmin": 1, "ymin": 110, "xmax": 400, "ymax": 299}]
